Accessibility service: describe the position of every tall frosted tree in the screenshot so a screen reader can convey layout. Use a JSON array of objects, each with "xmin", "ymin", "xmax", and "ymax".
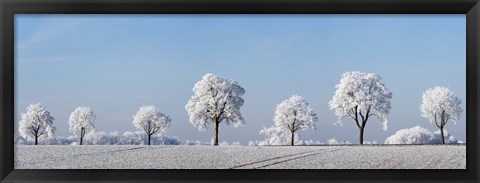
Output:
[
  {"xmin": 420, "ymin": 86, "xmax": 462, "ymax": 144},
  {"xmin": 329, "ymin": 71, "xmax": 392, "ymax": 145},
  {"xmin": 274, "ymin": 95, "xmax": 317, "ymax": 146},
  {"xmin": 69, "ymin": 106, "xmax": 96, "ymax": 145},
  {"xmin": 185, "ymin": 73, "xmax": 245, "ymax": 146},
  {"xmin": 133, "ymin": 105, "xmax": 172, "ymax": 145},
  {"xmin": 18, "ymin": 103, "xmax": 56, "ymax": 145}
]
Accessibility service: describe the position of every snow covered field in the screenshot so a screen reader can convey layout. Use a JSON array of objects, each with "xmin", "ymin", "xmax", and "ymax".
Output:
[{"xmin": 15, "ymin": 145, "xmax": 465, "ymax": 169}]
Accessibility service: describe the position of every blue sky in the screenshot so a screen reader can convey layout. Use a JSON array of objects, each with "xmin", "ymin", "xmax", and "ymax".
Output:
[{"xmin": 15, "ymin": 15, "xmax": 466, "ymax": 144}]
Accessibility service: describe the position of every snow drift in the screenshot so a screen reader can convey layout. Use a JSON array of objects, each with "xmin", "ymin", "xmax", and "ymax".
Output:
[{"xmin": 384, "ymin": 126, "xmax": 459, "ymax": 144}]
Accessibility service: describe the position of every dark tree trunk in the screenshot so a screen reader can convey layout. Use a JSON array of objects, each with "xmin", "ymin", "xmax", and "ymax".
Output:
[
  {"xmin": 359, "ymin": 126, "xmax": 365, "ymax": 145},
  {"xmin": 290, "ymin": 131, "xmax": 295, "ymax": 146},
  {"xmin": 213, "ymin": 117, "xmax": 219, "ymax": 146},
  {"xmin": 148, "ymin": 134, "xmax": 151, "ymax": 145},
  {"xmin": 34, "ymin": 130, "xmax": 39, "ymax": 145},
  {"xmin": 440, "ymin": 126, "xmax": 445, "ymax": 144},
  {"xmin": 80, "ymin": 127, "xmax": 85, "ymax": 145}
]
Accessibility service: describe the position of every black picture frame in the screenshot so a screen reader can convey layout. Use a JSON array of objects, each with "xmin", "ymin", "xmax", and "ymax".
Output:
[{"xmin": 1, "ymin": 0, "xmax": 479, "ymax": 182}]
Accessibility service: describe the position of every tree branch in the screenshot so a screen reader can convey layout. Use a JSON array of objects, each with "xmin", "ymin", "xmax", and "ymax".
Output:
[
  {"xmin": 354, "ymin": 106, "xmax": 361, "ymax": 128},
  {"xmin": 434, "ymin": 114, "xmax": 441, "ymax": 128}
]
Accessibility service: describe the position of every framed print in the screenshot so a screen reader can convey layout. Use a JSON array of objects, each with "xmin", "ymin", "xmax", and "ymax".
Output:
[{"xmin": 1, "ymin": 0, "xmax": 479, "ymax": 182}]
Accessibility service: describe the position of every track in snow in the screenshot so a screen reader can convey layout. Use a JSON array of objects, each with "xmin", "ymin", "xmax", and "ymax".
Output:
[{"xmin": 15, "ymin": 145, "xmax": 465, "ymax": 169}]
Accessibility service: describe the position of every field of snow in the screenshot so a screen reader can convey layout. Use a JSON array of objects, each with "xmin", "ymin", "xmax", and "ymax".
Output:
[{"xmin": 15, "ymin": 145, "xmax": 465, "ymax": 169}]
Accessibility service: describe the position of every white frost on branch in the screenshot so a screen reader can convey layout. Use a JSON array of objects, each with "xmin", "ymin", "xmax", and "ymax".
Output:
[
  {"xmin": 329, "ymin": 71, "xmax": 392, "ymax": 130},
  {"xmin": 259, "ymin": 95, "xmax": 317, "ymax": 146},
  {"xmin": 133, "ymin": 105, "xmax": 172, "ymax": 136},
  {"xmin": 185, "ymin": 73, "xmax": 246, "ymax": 131},
  {"xmin": 68, "ymin": 106, "xmax": 96, "ymax": 135},
  {"xmin": 274, "ymin": 95, "xmax": 317, "ymax": 133},
  {"xmin": 18, "ymin": 103, "xmax": 56, "ymax": 141},
  {"xmin": 68, "ymin": 106, "xmax": 96, "ymax": 145},
  {"xmin": 420, "ymin": 86, "xmax": 462, "ymax": 127}
]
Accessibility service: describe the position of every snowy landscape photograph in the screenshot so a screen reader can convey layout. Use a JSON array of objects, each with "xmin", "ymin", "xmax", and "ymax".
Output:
[{"xmin": 14, "ymin": 14, "xmax": 466, "ymax": 169}]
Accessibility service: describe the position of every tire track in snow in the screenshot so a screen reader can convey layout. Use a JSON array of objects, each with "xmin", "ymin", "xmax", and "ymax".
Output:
[
  {"xmin": 253, "ymin": 149, "xmax": 344, "ymax": 169},
  {"xmin": 229, "ymin": 148, "xmax": 343, "ymax": 169},
  {"xmin": 229, "ymin": 150, "xmax": 318, "ymax": 169},
  {"xmin": 15, "ymin": 145, "xmax": 466, "ymax": 169}
]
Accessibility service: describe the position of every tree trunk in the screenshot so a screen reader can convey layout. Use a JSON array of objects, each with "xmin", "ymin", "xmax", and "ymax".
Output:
[
  {"xmin": 148, "ymin": 134, "xmax": 151, "ymax": 145},
  {"xmin": 440, "ymin": 126, "xmax": 445, "ymax": 144},
  {"xmin": 80, "ymin": 127, "xmax": 84, "ymax": 145},
  {"xmin": 290, "ymin": 131, "xmax": 295, "ymax": 146},
  {"xmin": 213, "ymin": 118, "xmax": 219, "ymax": 146},
  {"xmin": 34, "ymin": 130, "xmax": 39, "ymax": 145},
  {"xmin": 359, "ymin": 126, "xmax": 365, "ymax": 145}
]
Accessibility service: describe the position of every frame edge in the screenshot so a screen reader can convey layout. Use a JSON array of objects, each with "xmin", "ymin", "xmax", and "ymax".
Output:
[{"xmin": 467, "ymin": 2, "xmax": 480, "ymax": 181}]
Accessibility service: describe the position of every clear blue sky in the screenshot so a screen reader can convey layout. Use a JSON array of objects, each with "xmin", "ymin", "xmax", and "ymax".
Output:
[{"xmin": 15, "ymin": 15, "xmax": 466, "ymax": 144}]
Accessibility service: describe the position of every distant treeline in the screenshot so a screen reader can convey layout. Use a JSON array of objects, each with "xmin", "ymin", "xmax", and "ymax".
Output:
[{"xmin": 15, "ymin": 126, "xmax": 461, "ymax": 146}]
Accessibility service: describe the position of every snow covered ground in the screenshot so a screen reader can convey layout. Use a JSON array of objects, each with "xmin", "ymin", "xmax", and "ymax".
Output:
[{"xmin": 15, "ymin": 145, "xmax": 465, "ymax": 169}]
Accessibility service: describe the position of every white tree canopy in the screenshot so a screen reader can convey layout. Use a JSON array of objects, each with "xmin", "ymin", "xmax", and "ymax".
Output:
[
  {"xmin": 329, "ymin": 71, "xmax": 392, "ymax": 130},
  {"xmin": 18, "ymin": 103, "xmax": 56, "ymax": 140},
  {"xmin": 185, "ymin": 73, "xmax": 246, "ymax": 131},
  {"xmin": 133, "ymin": 105, "xmax": 172, "ymax": 135},
  {"xmin": 274, "ymin": 95, "xmax": 317, "ymax": 133},
  {"xmin": 68, "ymin": 106, "xmax": 96, "ymax": 135},
  {"xmin": 420, "ymin": 86, "xmax": 462, "ymax": 127}
]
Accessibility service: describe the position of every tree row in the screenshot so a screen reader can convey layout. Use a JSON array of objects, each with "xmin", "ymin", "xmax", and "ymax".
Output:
[{"xmin": 19, "ymin": 71, "xmax": 463, "ymax": 146}]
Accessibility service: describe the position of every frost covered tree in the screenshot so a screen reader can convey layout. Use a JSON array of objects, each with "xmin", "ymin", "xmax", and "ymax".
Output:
[
  {"xmin": 133, "ymin": 105, "xmax": 172, "ymax": 145},
  {"xmin": 420, "ymin": 86, "xmax": 462, "ymax": 144},
  {"xmin": 274, "ymin": 95, "xmax": 317, "ymax": 146},
  {"xmin": 18, "ymin": 103, "xmax": 56, "ymax": 145},
  {"xmin": 329, "ymin": 71, "xmax": 392, "ymax": 145},
  {"xmin": 69, "ymin": 106, "xmax": 96, "ymax": 145},
  {"xmin": 185, "ymin": 73, "xmax": 246, "ymax": 146}
]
